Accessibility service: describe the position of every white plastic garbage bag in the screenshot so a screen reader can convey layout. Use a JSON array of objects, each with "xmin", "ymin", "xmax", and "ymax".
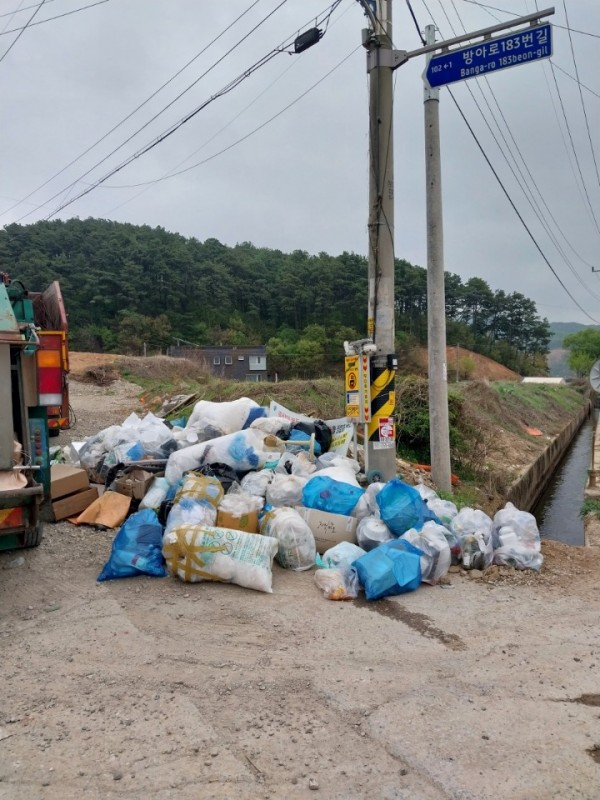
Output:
[
  {"xmin": 165, "ymin": 429, "xmax": 285, "ymax": 485},
  {"xmin": 414, "ymin": 483, "xmax": 438, "ymax": 502},
  {"xmin": 266, "ymin": 473, "xmax": 309, "ymax": 508},
  {"xmin": 260, "ymin": 507, "xmax": 316, "ymax": 571},
  {"xmin": 185, "ymin": 398, "xmax": 264, "ymax": 441},
  {"xmin": 401, "ymin": 521, "xmax": 451, "ymax": 584},
  {"xmin": 356, "ymin": 516, "xmax": 394, "ymax": 551},
  {"xmin": 364, "ymin": 482, "xmax": 385, "ymax": 516},
  {"xmin": 240, "ymin": 469, "xmax": 274, "ymax": 498},
  {"xmin": 427, "ymin": 497, "xmax": 458, "ymax": 526}
]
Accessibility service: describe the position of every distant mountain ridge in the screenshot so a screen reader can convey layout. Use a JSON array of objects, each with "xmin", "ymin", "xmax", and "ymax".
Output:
[{"xmin": 549, "ymin": 322, "xmax": 600, "ymax": 349}]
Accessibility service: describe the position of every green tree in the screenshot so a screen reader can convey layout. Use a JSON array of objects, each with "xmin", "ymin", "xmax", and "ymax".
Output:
[{"xmin": 564, "ymin": 328, "xmax": 600, "ymax": 377}]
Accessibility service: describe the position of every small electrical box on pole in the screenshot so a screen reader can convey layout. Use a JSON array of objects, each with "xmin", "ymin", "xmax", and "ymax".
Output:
[{"xmin": 294, "ymin": 27, "xmax": 323, "ymax": 54}]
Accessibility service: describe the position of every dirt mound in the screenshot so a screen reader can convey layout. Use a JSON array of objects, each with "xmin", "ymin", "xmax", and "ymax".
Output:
[{"xmin": 414, "ymin": 346, "xmax": 520, "ymax": 381}]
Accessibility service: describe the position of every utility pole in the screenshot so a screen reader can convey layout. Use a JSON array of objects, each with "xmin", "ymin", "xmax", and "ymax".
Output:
[
  {"xmin": 363, "ymin": 0, "xmax": 397, "ymax": 482},
  {"xmin": 423, "ymin": 23, "xmax": 452, "ymax": 493}
]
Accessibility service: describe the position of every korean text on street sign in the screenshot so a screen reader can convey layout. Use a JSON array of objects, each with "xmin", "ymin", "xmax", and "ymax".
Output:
[{"xmin": 425, "ymin": 23, "xmax": 552, "ymax": 89}]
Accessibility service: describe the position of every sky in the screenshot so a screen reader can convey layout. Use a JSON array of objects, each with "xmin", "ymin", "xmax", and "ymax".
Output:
[{"xmin": 1, "ymin": 0, "xmax": 599, "ymax": 325}]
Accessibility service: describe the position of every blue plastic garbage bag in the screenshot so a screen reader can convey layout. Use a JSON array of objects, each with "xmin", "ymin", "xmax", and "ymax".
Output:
[
  {"xmin": 352, "ymin": 539, "xmax": 423, "ymax": 600},
  {"xmin": 376, "ymin": 478, "xmax": 439, "ymax": 536},
  {"xmin": 97, "ymin": 508, "xmax": 166, "ymax": 581},
  {"xmin": 302, "ymin": 475, "xmax": 364, "ymax": 516}
]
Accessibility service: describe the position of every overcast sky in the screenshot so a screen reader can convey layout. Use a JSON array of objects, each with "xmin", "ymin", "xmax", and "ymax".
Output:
[{"xmin": 1, "ymin": 0, "xmax": 599, "ymax": 325}]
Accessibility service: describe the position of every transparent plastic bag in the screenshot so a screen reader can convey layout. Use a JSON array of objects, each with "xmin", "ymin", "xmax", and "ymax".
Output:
[
  {"xmin": 493, "ymin": 545, "xmax": 543, "ymax": 571},
  {"xmin": 260, "ymin": 507, "xmax": 316, "ymax": 571},
  {"xmin": 165, "ymin": 498, "xmax": 217, "ymax": 536},
  {"xmin": 451, "ymin": 507, "xmax": 494, "ymax": 570},
  {"xmin": 414, "ymin": 483, "xmax": 439, "ymax": 502},
  {"xmin": 401, "ymin": 521, "xmax": 451, "ymax": 584},
  {"xmin": 314, "ymin": 566, "xmax": 359, "ymax": 600},
  {"xmin": 492, "ymin": 502, "xmax": 540, "ymax": 549},
  {"xmin": 139, "ymin": 477, "xmax": 170, "ymax": 510},
  {"xmin": 321, "ymin": 541, "xmax": 366, "ymax": 568}
]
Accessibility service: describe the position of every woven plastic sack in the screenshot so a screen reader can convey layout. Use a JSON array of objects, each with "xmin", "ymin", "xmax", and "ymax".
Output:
[
  {"xmin": 174, "ymin": 474, "xmax": 224, "ymax": 507},
  {"xmin": 97, "ymin": 509, "xmax": 166, "ymax": 582},
  {"xmin": 260, "ymin": 507, "xmax": 316, "ymax": 571},
  {"xmin": 163, "ymin": 525, "xmax": 278, "ymax": 593}
]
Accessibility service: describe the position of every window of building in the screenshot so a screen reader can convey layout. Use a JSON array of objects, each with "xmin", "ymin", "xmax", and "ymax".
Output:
[
  {"xmin": 238, "ymin": 356, "xmax": 245, "ymax": 361},
  {"xmin": 224, "ymin": 356, "xmax": 233, "ymax": 365},
  {"xmin": 213, "ymin": 356, "xmax": 221, "ymax": 365},
  {"xmin": 246, "ymin": 374, "xmax": 262, "ymax": 382},
  {"xmin": 249, "ymin": 355, "xmax": 266, "ymax": 371}
]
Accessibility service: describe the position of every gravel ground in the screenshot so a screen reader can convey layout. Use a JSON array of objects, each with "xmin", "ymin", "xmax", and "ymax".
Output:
[{"xmin": 1, "ymin": 379, "xmax": 600, "ymax": 800}]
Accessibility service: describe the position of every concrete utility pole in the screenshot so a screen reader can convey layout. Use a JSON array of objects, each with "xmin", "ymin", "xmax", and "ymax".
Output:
[
  {"xmin": 423, "ymin": 23, "xmax": 452, "ymax": 493},
  {"xmin": 364, "ymin": 0, "xmax": 397, "ymax": 482}
]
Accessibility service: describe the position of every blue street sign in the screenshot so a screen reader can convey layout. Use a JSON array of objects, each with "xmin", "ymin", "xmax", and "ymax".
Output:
[{"xmin": 425, "ymin": 23, "xmax": 552, "ymax": 88}]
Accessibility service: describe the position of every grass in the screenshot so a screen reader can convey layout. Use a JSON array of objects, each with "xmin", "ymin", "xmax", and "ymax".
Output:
[{"xmin": 581, "ymin": 498, "xmax": 600, "ymax": 518}]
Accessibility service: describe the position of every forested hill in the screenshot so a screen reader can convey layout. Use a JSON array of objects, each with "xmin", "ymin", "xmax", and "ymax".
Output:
[{"xmin": 0, "ymin": 218, "xmax": 551, "ymax": 376}]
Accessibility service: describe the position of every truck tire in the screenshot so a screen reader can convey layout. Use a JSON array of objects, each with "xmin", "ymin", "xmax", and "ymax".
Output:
[{"xmin": 22, "ymin": 522, "xmax": 43, "ymax": 548}]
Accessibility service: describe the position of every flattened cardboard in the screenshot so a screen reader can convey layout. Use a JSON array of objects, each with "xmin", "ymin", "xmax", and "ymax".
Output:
[
  {"xmin": 50, "ymin": 464, "xmax": 90, "ymax": 500},
  {"xmin": 52, "ymin": 487, "xmax": 98, "ymax": 521},
  {"xmin": 295, "ymin": 506, "xmax": 358, "ymax": 554}
]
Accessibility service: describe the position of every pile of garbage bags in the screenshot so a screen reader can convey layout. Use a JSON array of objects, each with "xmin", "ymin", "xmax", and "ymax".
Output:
[{"xmin": 65, "ymin": 397, "xmax": 543, "ymax": 601}]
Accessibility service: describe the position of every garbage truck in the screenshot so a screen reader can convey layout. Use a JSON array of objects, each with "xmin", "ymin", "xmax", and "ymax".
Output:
[
  {"xmin": 5, "ymin": 275, "xmax": 70, "ymax": 435},
  {"xmin": 0, "ymin": 277, "xmax": 52, "ymax": 550}
]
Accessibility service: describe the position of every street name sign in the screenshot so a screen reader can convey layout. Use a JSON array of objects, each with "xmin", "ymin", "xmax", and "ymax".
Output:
[{"xmin": 425, "ymin": 22, "xmax": 552, "ymax": 88}]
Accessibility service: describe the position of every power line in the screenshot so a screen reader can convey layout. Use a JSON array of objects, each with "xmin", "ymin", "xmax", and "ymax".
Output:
[
  {"xmin": 0, "ymin": 0, "xmax": 109, "ymax": 36},
  {"xmin": 550, "ymin": 61, "xmax": 600, "ymax": 101},
  {"xmin": 562, "ymin": 0, "xmax": 600, "ymax": 191},
  {"xmin": 418, "ymin": 0, "xmax": 600, "ymax": 321},
  {"xmin": 0, "ymin": 0, "xmax": 59, "ymax": 18},
  {"xmin": 462, "ymin": 0, "xmax": 600, "ymax": 38},
  {"xmin": 93, "ymin": 46, "xmax": 361, "ymax": 192},
  {"xmin": 3, "ymin": 0, "xmax": 268, "ymax": 220},
  {"xmin": 39, "ymin": 0, "xmax": 346, "ymax": 216},
  {"xmin": 548, "ymin": 60, "xmax": 600, "ymax": 236},
  {"xmin": 447, "ymin": 88, "xmax": 600, "ymax": 324},
  {"xmin": 444, "ymin": 1, "xmax": 600, "ymax": 290},
  {"xmin": 0, "ymin": 0, "xmax": 45, "ymax": 63}
]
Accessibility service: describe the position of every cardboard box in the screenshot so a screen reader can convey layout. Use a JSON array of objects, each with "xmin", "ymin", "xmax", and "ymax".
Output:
[
  {"xmin": 114, "ymin": 469, "xmax": 154, "ymax": 501},
  {"xmin": 52, "ymin": 487, "xmax": 99, "ymax": 521},
  {"xmin": 50, "ymin": 464, "xmax": 90, "ymax": 500},
  {"xmin": 216, "ymin": 509, "xmax": 259, "ymax": 534},
  {"xmin": 295, "ymin": 506, "xmax": 358, "ymax": 554}
]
